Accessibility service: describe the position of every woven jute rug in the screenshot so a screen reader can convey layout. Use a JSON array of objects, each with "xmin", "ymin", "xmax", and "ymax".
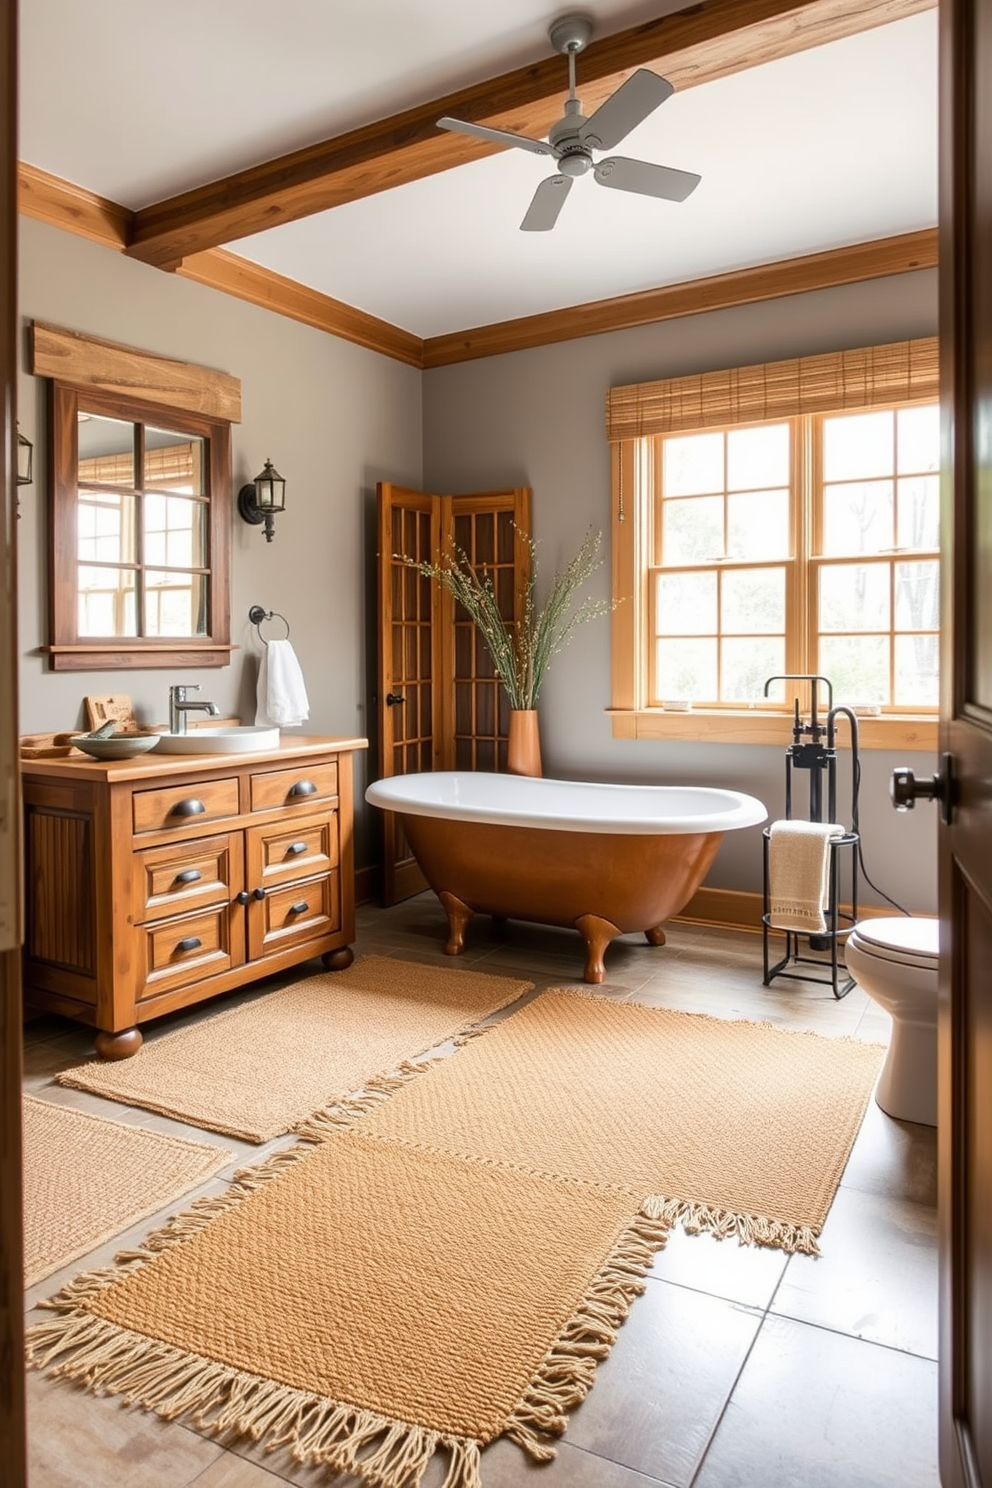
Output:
[
  {"xmin": 304, "ymin": 990, "xmax": 886, "ymax": 1255},
  {"xmin": 27, "ymin": 1128, "xmax": 667, "ymax": 1486},
  {"xmin": 23, "ymin": 1096, "xmax": 232, "ymax": 1288},
  {"xmin": 56, "ymin": 956, "xmax": 531, "ymax": 1142}
]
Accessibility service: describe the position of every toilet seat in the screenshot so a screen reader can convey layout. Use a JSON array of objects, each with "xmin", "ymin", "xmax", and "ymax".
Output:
[{"xmin": 847, "ymin": 917, "xmax": 939, "ymax": 973}]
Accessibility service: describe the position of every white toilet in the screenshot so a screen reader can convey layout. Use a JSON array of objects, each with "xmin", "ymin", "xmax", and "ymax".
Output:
[{"xmin": 844, "ymin": 916, "xmax": 939, "ymax": 1127}]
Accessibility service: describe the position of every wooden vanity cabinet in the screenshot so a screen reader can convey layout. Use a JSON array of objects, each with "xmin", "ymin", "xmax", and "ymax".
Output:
[{"xmin": 20, "ymin": 736, "xmax": 367, "ymax": 1057}]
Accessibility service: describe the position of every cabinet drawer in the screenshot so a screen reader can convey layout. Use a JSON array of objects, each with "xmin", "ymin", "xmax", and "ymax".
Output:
[
  {"xmin": 133, "ymin": 776, "xmax": 240, "ymax": 835},
  {"xmin": 246, "ymin": 813, "xmax": 338, "ymax": 892},
  {"xmin": 137, "ymin": 904, "xmax": 242, "ymax": 1000},
  {"xmin": 250, "ymin": 761, "xmax": 338, "ymax": 813},
  {"xmin": 132, "ymin": 834, "xmax": 242, "ymax": 925},
  {"xmin": 248, "ymin": 872, "xmax": 340, "ymax": 961}
]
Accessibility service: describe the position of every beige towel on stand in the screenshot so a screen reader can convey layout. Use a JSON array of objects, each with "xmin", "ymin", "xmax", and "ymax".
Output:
[{"xmin": 767, "ymin": 820, "xmax": 846, "ymax": 933}]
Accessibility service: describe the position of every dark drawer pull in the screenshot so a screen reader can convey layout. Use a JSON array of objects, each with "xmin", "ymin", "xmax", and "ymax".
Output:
[
  {"xmin": 288, "ymin": 900, "xmax": 310, "ymax": 916},
  {"xmin": 173, "ymin": 868, "xmax": 202, "ymax": 885},
  {"xmin": 288, "ymin": 780, "xmax": 317, "ymax": 798},
  {"xmin": 236, "ymin": 891, "xmax": 250, "ymax": 906},
  {"xmin": 253, "ymin": 887, "xmax": 267, "ymax": 901},
  {"xmin": 171, "ymin": 798, "xmax": 206, "ymax": 818},
  {"xmin": 286, "ymin": 840, "xmax": 308, "ymax": 857},
  {"xmin": 176, "ymin": 936, "xmax": 202, "ymax": 954}
]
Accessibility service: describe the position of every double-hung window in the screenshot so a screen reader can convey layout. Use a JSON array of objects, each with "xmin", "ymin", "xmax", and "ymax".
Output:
[{"xmin": 608, "ymin": 338, "xmax": 940, "ymax": 748}]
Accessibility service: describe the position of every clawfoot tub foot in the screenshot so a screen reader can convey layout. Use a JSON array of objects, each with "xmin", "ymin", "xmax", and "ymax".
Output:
[
  {"xmin": 439, "ymin": 891, "xmax": 474, "ymax": 956},
  {"xmin": 645, "ymin": 925, "xmax": 667, "ymax": 946},
  {"xmin": 574, "ymin": 913, "xmax": 623, "ymax": 984}
]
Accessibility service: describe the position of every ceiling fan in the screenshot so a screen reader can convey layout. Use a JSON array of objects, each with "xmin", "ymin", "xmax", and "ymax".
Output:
[{"xmin": 437, "ymin": 13, "xmax": 701, "ymax": 232}]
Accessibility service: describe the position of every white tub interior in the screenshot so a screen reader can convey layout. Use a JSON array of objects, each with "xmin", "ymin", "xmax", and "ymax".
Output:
[{"xmin": 365, "ymin": 771, "xmax": 768, "ymax": 835}]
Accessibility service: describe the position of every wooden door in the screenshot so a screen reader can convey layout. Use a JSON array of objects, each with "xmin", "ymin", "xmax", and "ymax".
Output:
[
  {"xmin": 0, "ymin": 0, "xmax": 26, "ymax": 1480},
  {"xmin": 376, "ymin": 483, "xmax": 530, "ymax": 904},
  {"xmin": 937, "ymin": 1, "xmax": 992, "ymax": 1483},
  {"xmin": 377, "ymin": 484, "xmax": 444, "ymax": 903}
]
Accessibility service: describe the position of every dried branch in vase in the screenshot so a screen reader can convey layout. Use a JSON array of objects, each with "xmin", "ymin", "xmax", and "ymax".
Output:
[{"xmin": 397, "ymin": 528, "xmax": 615, "ymax": 710}]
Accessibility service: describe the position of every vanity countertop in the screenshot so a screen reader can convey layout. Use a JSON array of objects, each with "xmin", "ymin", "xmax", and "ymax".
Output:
[{"xmin": 19, "ymin": 733, "xmax": 368, "ymax": 782}]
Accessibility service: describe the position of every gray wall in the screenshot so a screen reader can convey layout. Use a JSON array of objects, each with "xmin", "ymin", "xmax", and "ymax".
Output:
[
  {"xmin": 17, "ymin": 217, "xmax": 424, "ymax": 866},
  {"xmin": 423, "ymin": 271, "xmax": 941, "ymax": 913}
]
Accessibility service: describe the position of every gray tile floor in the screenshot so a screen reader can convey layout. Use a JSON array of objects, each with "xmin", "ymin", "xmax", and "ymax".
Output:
[{"xmin": 22, "ymin": 896, "xmax": 939, "ymax": 1488}]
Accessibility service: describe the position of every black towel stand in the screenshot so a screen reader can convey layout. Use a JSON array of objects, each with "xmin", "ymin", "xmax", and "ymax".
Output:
[{"xmin": 760, "ymin": 674, "xmax": 859, "ymax": 1000}]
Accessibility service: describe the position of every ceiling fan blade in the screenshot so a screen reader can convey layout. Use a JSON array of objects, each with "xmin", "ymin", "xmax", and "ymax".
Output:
[
  {"xmin": 594, "ymin": 156, "xmax": 701, "ymax": 202},
  {"xmin": 437, "ymin": 116, "xmax": 555, "ymax": 158},
  {"xmin": 579, "ymin": 70, "xmax": 674, "ymax": 151},
  {"xmin": 520, "ymin": 175, "xmax": 572, "ymax": 232}
]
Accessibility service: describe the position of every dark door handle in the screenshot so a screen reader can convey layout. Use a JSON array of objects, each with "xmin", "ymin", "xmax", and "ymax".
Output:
[
  {"xmin": 286, "ymin": 841, "xmax": 308, "ymax": 856},
  {"xmin": 171, "ymin": 798, "xmax": 206, "ymax": 817},
  {"xmin": 891, "ymin": 755, "xmax": 954, "ymax": 825},
  {"xmin": 288, "ymin": 900, "xmax": 310, "ymax": 915},
  {"xmin": 176, "ymin": 936, "xmax": 202, "ymax": 954},
  {"xmin": 288, "ymin": 780, "xmax": 317, "ymax": 797},
  {"xmin": 253, "ymin": 887, "xmax": 267, "ymax": 900},
  {"xmin": 173, "ymin": 868, "xmax": 202, "ymax": 885},
  {"xmin": 236, "ymin": 890, "xmax": 250, "ymax": 905},
  {"xmin": 385, "ymin": 693, "xmax": 405, "ymax": 706}
]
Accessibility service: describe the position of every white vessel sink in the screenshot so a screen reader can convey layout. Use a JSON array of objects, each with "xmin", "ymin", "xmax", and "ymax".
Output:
[{"xmin": 154, "ymin": 726, "xmax": 281, "ymax": 754}]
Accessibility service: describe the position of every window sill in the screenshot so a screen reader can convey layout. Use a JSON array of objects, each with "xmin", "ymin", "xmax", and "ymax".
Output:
[{"xmin": 608, "ymin": 709, "xmax": 938, "ymax": 752}]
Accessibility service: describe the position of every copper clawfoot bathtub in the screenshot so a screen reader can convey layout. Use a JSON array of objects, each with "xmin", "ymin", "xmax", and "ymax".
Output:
[{"xmin": 366, "ymin": 772, "xmax": 767, "ymax": 983}]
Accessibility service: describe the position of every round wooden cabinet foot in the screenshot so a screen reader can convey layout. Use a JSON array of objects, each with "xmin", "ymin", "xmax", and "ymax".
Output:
[
  {"xmin": 94, "ymin": 1027, "xmax": 143, "ymax": 1061},
  {"xmin": 321, "ymin": 946, "xmax": 355, "ymax": 972}
]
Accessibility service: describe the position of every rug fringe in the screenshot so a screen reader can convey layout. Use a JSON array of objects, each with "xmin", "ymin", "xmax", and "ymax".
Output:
[
  {"xmin": 504, "ymin": 1209, "xmax": 670, "ymax": 1462},
  {"xmin": 642, "ymin": 1194, "xmax": 821, "ymax": 1256},
  {"xmin": 26, "ymin": 1307, "xmax": 483, "ymax": 1488},
  {"xmin": 295, "ymin": 1057, "xmax": 445, "ymax": 1141}
]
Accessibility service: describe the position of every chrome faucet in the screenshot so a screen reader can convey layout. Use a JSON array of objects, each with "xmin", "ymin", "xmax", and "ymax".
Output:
[{"xmin": 169, "ymin": 684, "xmax": 221, "ymax": 735}]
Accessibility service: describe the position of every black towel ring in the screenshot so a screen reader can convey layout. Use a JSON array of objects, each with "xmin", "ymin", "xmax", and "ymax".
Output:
[{"xmin": 248, "ymin": 605, "xmax": 291, "ymax": 644}]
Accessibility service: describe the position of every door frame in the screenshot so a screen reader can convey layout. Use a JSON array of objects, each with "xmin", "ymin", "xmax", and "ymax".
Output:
[{"xmin": 0, "ymin": 0, "xmax": 27, "ymax": 1480}]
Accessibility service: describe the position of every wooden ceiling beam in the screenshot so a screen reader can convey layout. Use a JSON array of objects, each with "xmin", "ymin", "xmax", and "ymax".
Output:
[{"xmin": 126, "ymin": 0, "xmax": 935, "ymax": 270}]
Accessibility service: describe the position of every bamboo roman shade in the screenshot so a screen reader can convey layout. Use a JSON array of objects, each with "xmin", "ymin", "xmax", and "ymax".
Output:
[{"xmin": 605, "ymin": 337, "xmax": 939, "ymax": 441}]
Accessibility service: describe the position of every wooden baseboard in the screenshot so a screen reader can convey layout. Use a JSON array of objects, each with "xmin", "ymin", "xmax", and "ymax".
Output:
[
  {"xmin": 352, "ymin": 874, "xmax": 919, "ymax": 929},
  {"xmin": 674, "ymin": 884, "xmax": 922, "ymax": 931}
]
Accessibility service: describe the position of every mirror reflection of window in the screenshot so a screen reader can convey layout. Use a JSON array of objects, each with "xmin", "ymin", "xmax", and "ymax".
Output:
[{"xmin": 74, "ymin": 414, "xmax": 210, "ymax": 641}]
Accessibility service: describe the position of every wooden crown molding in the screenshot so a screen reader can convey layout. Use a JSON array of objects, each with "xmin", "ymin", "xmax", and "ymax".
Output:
[
  {"xmin": 19, "ymin": 167, "xmax": 936, "ymax": 371},
  {"xmin": 124, "ymin": 0, "xmax": 936, "ymax": 270},
  {"xmin": 18, "ymin": 164, "xmax": 425, "ymax": 368},
  {"xmin": 177, "ymin": 249, "xmax": 423, "ymax": 369},
  {"xmin": 422, "ymin": 229, "xmax": 939, "ymax": 367}
]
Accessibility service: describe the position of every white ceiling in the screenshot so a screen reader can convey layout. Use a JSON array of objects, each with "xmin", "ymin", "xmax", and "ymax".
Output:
[{"xmin": 19, "ymin": 2, "xmax": 938, "ymax": 340}]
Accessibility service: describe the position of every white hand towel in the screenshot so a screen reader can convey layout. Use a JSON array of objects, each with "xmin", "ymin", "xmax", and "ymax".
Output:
[
  {"xmin": 255, "ymin": 638, "xmax": 310, "ymax": 727},
  {"xmin": 767, "ymin": 819, "xmax": 845, "ymax": 934}
]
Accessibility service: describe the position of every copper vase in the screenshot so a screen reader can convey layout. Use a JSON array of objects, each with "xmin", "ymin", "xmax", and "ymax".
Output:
[{"xmin": 507, "ymin": 709, "xmax": 542, "ymax": 777}]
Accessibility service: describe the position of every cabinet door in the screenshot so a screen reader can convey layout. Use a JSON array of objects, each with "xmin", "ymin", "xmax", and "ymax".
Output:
[
  {"xmin": 130, "ymin": 832, "xmax": 242, "ymax": 925},
  {"xmin": 135, "ymin": 901, "xmax": 246, "ymax": 1002},
  {"xmin": 247, "ymin": 872, "xmax": 340, "ymax": 962},
  {"xmin": 245, "ymin": 812, "xmax": 338, "ymax": 894}
]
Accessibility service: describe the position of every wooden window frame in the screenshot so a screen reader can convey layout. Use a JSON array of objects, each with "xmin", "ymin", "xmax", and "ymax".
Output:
[
  {"xmin": 47, "ymin": 382, "xmax": 233, "ymax": 671},
  {"xmin": 608, "ymin": 338, "xmax": 940, "ymax": 752}
]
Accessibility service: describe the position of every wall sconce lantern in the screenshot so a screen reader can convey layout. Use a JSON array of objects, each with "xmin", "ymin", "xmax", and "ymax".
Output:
[
  {"xmin": 16, "ymin": 424, "xmax": 33, "ymax": 486},
  {"xmin": 237, "ymin": 459, "xmax": 285, "ymax": 543}
]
